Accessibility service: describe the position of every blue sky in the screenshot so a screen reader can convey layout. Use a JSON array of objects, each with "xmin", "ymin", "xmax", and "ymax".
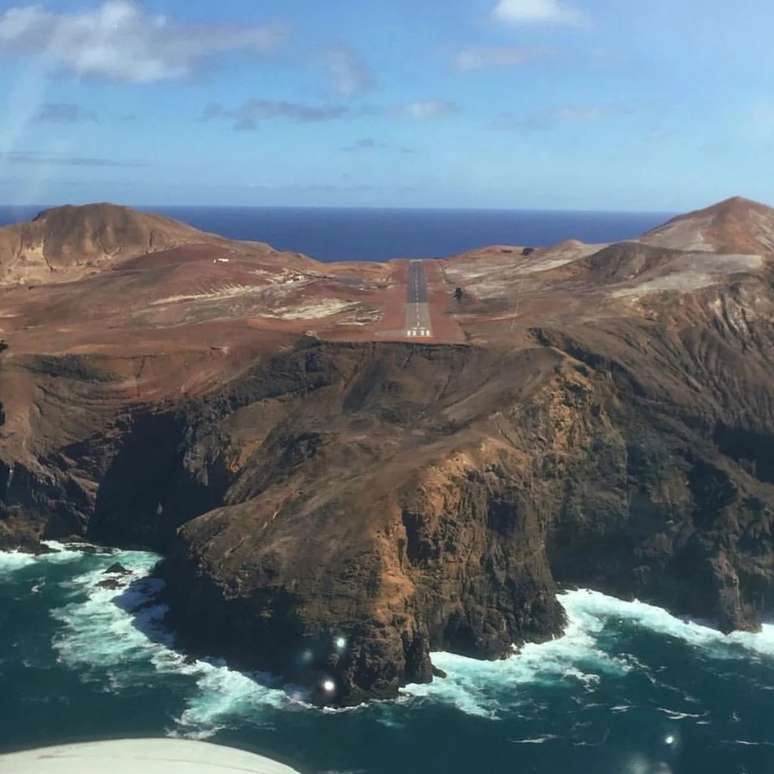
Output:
[{"xmin": 0, "ymin": 0, "xmax": 772, "ymax": 211}]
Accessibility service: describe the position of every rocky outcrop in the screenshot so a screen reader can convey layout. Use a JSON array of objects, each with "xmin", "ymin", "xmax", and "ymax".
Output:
[
  {"xmin": 5, "ymin": 329, "xmax": 771, "ymax": 702},
  {"xmin": 148, "ymin": 342, "xmax": 568, "ymax": 702},
  {"xmin": 1, "ymin": 199, "xmax": 773, "ymax": 705}
]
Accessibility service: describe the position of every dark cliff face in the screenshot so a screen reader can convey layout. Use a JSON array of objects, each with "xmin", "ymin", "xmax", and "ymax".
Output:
[
  {"xmin": 3, "ymin": 316, "xmax": 773, "ymax": 703},
  {"xmin": 157, "ymin": 342, "xmax": 570, "ymax": 703},
  {"xmin": 1, "ymin": 199, "xmax": 773, "ymax": 705}
]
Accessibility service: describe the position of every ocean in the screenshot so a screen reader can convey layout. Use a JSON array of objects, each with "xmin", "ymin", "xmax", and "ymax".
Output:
[
  {"xmin": 1, "ymin": 546, "xmax": 772, "ymax": 774},
  {"xmin": 0, "ymin": 206, "xmax": 673, "ymax": 263}
]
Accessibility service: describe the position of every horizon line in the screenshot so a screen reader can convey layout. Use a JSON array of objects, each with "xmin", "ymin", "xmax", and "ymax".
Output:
[{"xmin": 0, "ymin": 202, "xmax": 678, "ymax": 216}]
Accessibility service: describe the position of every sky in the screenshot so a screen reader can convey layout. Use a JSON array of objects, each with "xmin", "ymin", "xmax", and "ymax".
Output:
[{"xmin": 0, "ymin": 0, "xmax": 772, "ymax": 211}]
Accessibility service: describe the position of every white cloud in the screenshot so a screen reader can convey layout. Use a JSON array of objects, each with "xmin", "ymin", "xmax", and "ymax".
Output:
[
  {"xmin": 325, "ymin": 45, "xmax": 372, "ymax": 97},
  {"xmin": 203, "ymin": 100, "xmax": 348, "ymax": 131},
  {"xmin": 496, "ymin": 103, "xmax": 629, "ymax": 131},
  {"xmin": 35, "ymin": 102, "xmax": 98, "ymax": 123},
  {"xmin": 0, "ymin": 150, "xmax": 147, "ymax": 167},
  {"xmin": 340, "ymin": 137, "xmax": 414, "ymax": 154},
  {"xmin": 492, "ymin": 0, "xmax": 583, "ymax": 25},
  {"xmin": 0, "ymin": 1, "xmax": 287, "ymax": 83},
  {"xmin": 396, "ymin": 100, "xmax": 458, "ymax": 120},
  {"xmin": 454, "ymin": 46, "xmax": 542, "ymax": 72}
]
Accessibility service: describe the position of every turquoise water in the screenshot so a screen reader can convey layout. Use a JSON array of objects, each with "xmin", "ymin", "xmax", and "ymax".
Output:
[{"xmin": 2, "ymin": 546, "xmax": 774, "ymax": 773}]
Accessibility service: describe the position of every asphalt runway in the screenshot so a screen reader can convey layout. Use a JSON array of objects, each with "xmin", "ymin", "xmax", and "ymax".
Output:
[{"xmin": 405, "ymin": 260, "xmax": 432, "ymax": 338}]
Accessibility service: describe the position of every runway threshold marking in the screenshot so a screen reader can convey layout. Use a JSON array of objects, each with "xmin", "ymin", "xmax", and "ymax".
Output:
[{"xmin": 405, "ymin": 260, "xmax": 433, "ymax": 339}]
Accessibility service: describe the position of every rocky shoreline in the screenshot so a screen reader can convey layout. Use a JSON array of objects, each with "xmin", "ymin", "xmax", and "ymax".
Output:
[
  {"xmin": 3, "ymin": 333, "xmax": 773, "ymax": 704},
  {"xmin": 2, "ymin": 200, "xmax": 773, "ymax": 705}
]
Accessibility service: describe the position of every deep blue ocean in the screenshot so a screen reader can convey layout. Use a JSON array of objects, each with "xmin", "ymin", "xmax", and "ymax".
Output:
[
  {"xmin": 0, "ymin": 206, "xmax": 672, "ymax": 262},
  {"xmin": 2, "ymin": 546, "xmax": 774, "ymax": 774}
]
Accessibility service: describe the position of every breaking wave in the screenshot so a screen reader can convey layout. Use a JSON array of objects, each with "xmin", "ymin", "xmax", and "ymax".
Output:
[
  {"xmin": 173, "ymin": 662, "xmax": 291, "ymax": 737},
  {"xmin": 403, "ymin": 588, "xmax": 627, "ymax": 718},
  {"xmin": 4, "ymin": 545, "xmax": 774, "ymax": 746},
  {"xmin": 561, "ymin": 588, "xmax": 774, "ymax": 661},
  {"xmin": 41, "ymin": 547, "xmax": 296, "ymax": 736},
  {"xmin": 0, "ymin": 541, "xmax": 84, "ymax": 574},
  {"xmin": 403, "ymin": 589, "xmax": 774, "ymax": 718},
  {"xmin": 51, "ymin": 550, "xmax": 170, "ymax": 682},
  {"xmin": 0, "ymin": 550, "xmax": 38, "ymax": 573}
]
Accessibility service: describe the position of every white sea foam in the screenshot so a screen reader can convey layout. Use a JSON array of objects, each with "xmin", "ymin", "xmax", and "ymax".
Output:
[
  {"xmin": 561, "ymin": 588, "xmax": 774, "ymax": 661},
  {"xmin": 51, "ymin": 551, "xmax": 169, "ymax": 680},
  {"xmin": 403, "ymin": 589, "xmax": 631, "ymax": 717},
  {"xmin": 403, "ymin": 588, "xmax": 774, "ymax": 718},
  {"xmin": 46, "ymin": 548, "xmax": 297, "ymax": 737},
  {"xmin": 41, "ymin": 540, "xmax": 102, "ymax": 555},
  {"xmin": 0, "ymin": 550, "xmax": 37, "ymax": 573},
  {"xmin": 22, "ymin": 541, "xmax": 774, "ymax": 734},
  {"xmin": 175, "ymin": 662, "xmax": 290, "ymax": 736},
  {"xmin": 0, "ymin": 543, "xmax": 84, "ymax": 574},
  {"xmin": 654, "ymin": 706, "xmax": 708, "ymax": 722}
]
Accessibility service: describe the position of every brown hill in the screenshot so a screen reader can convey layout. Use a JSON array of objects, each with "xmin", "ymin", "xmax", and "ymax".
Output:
[
  {"xmin": 641, "ymin": 196, "xmax": 774, "ymax": 254},
  {"xmin": 563, "ymin": 241, "xmax": 763, "ymax": 291},
  {"xmin": 0, "ymin": 203, "xmax": 226, "ymax": 285},
  {"xmin": 1, "ymin": 196, "xmax": 773, "ymax": 707}
]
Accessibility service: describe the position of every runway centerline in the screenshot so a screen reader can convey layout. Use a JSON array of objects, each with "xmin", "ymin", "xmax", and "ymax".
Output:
[{"xmin": 405, "ymin": 260, "xmax": 432, "ymax": 339}]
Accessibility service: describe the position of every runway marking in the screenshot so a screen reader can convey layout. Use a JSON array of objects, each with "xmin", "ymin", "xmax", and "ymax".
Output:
[{"xmin": 405, "ymin": 260, "xmax": 433, "ymax": 339}]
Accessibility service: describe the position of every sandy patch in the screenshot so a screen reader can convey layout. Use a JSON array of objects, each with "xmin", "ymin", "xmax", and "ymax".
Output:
[
  {"xmin": 641, "ymin": 216, "xmax": 714, "ymax": 252},
  {"xmin": 150, "ymin": 283, "xmax": 267, "ymax": 305},
  {"xmin": 271, "ymin": 298, "xmax": 361, "ymax": 320},
  {"xmin": 613, "ymin": 252, "xmax": 763, "ymax": 299}
]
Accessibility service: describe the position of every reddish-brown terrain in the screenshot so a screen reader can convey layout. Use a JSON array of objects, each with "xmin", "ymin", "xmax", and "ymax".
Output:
[{"xmin": 1, "ymin": 196, "xmax": 773, "ymax": 705}]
